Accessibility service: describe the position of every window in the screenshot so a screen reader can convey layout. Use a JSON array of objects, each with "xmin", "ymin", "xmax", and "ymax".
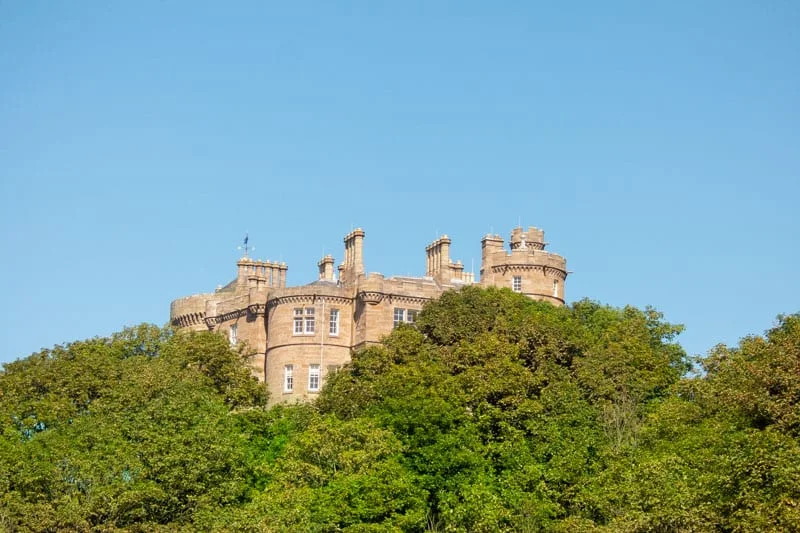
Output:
[
  {"xmin": 229, "ymin": 324, "xmax": 238, "ymax": 346},
  {"xmin": 304, "ymin": 307, "xmax": 315, "ymax": 334},
  {"xmin": 293, "ymin": 308, "xmax": 304, "ymax": 334},
  {"xmin": 394, "ymin": 307, "xmax": 406, "ymax": 328},
  {"xmin": 329, "ymin": 308, "xmax": 340, "ymax": 336},
  {"xmin": 394, "ymin": 308, "xmax": 420, "ymax": 327},
  {"xmin": 512, "ymin": 276, "xmax": 522, "ymax": 292},
  {"xmin": 553, "ymin": 279, "xmax": 559, "ymax": 297},
  {"xmin": 308, "ymin": 364, "xmax": 320, "ymax": 391},
  {"xmin": 284, "ymin": 365, "xmax": 294, "ymax": 392},
  {"xmin": 293, "ymin": 307, "xmax": 315, "ymax": 335}
]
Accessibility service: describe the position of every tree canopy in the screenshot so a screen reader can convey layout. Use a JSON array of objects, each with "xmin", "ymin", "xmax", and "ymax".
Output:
[{"xmin": 1, "ymin": 287, "xmax": 798, "ymax": 531}]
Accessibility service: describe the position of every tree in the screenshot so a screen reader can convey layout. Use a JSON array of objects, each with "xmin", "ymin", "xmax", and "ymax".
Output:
[{"xmin": 0, "ymin": 326, "xmax": 264, "ymax": 531}]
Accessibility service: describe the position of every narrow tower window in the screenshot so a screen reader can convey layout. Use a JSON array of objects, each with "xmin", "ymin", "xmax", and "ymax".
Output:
[
  {"xmin": 329, "ymin": 309, "xmax": 340, "ymax": 336},
  {"xmin": 553, "ymin": 279, "xmax": 559, "ymax": 297},
  {"xmin": 512, "ymin": 276, "xmax": 522, "ymax": 292},
  {"xmin": 229, "ymin": 324, "xmax": 238, "ymax": 346},
  {"xmin": 308, "ymin": 364, "xmax": 320, "ymax": 392},
  {"xmin": 284, "ymin": 365, "xmax": 294, "ymax": 392}
]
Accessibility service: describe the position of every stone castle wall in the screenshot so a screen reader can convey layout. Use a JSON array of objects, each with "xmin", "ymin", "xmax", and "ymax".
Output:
[{"xmin": 169, "ymin": 226, "xmax": 568, "ymax": 405}]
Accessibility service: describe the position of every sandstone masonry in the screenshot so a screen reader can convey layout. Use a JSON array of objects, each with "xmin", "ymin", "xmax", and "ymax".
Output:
[{"xmin": 170, "ymin": 227, "xmax": 568, "ymax": 405}]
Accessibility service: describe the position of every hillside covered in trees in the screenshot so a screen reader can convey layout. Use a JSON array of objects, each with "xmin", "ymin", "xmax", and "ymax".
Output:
[{"xmin": 1, "ymin": 287, "xmax": 798, "ymax": 532}]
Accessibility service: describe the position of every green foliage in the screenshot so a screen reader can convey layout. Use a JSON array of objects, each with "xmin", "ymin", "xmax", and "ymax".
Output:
[
  {"xmin": 0, "ymin": 326, "xmax": 265, "ymax": 531},
  {"xmin": 1, "ymin": 293, "xmax": 798, "ymax": 531},
  {"xmin": 701, "ymin": 314, "xmax": 800, "ymax": 435},
  {"xmin": 315, "ymin": 289, "xmax": 694, "ymax": 531}
]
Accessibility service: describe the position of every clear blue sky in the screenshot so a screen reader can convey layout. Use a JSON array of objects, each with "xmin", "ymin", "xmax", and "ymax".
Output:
[{"xmin": 1, "ymin": 1, "xmax": 798, "ymax": 365}]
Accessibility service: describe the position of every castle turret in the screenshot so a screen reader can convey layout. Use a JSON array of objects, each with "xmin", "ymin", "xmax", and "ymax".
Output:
[
  {"xmin": 479, "ymin": 227, "xmax": 567, "ymax": 304},
  {"xmin": 510, "ymin": 226, "xmax": 545, "ymax": 251}
]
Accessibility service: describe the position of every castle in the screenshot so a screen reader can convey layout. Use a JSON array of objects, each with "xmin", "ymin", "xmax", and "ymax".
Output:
[{"xmin": 170, "ymin": 227, "xmax": 568, "ymax": 405}]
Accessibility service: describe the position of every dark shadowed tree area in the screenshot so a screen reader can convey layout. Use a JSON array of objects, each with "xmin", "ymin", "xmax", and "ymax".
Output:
[{"xmin": 1, "ymin": 287, "xmax": 798, "ymax": 531}]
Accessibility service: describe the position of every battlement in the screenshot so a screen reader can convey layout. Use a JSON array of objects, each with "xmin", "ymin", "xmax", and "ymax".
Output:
[
  {"xmin": 237, "ymin": 258, "xmax": 288, "ymax": 289},
  {"xmin": 510, "ymin": 226, "xmax": 546, "ymax": 251}
]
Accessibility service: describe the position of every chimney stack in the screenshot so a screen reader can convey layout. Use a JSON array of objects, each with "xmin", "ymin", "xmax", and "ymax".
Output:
[{"xmin": 318, "ymin": 255, "xmax": 335, "ymax": 281}]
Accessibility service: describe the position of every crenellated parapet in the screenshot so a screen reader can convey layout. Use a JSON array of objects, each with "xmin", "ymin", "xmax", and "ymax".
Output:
[
  {"xmin": 237, "ymin": 258, "xmax": 288, "ymax": 290},
  {"xmin": 510, "ymin": 226, "xmax": 546, "ymax": 250}
]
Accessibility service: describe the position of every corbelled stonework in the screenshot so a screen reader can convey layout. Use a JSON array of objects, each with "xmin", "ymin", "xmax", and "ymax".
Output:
[{"xmin": 170, "ymin": 226, "xmax": 568, "ymax": 405}]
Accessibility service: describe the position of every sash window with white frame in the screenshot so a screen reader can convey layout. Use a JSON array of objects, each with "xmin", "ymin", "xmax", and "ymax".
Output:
[
  {"xmin": 293, "ymin": 307, "xmax": 316, "ymax": 335},
  {"xmin": 284, "ymin": 364, "xmax": 294, "ymax": 392},
  {"xmin": 308, "ymin": 364, "xmax": 320, "ymax": 392},
  {"xmin": 329, "ymin": 308, "xmax": 339, "ymax": 336}
]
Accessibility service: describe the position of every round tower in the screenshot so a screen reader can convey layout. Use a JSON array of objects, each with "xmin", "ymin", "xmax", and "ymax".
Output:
[
  {"xmin": 264, "ymin": 286, "xmax": 354, "ymax": 406},
  {"xmin": 479, "ymin": 226, "xmax": 567, "ymax": 305}
]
